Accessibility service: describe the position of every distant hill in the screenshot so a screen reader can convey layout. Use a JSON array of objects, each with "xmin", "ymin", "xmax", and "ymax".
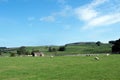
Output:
[{"xmin": 65, "ymin": 42, "xmax": 96, "ymax": 46}]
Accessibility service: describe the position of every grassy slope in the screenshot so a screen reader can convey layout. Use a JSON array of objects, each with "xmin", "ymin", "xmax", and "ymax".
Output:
[
  {"xmin": 0, "ymin": 55, "xmax": 120, "ymax": 80},
  {"xmin": 25, "ymin": 44, "xmax": 111, "ymax": 55},
  {"xmin": 1, "ymin": 43, "xmax": 112, "ymax": 57}
]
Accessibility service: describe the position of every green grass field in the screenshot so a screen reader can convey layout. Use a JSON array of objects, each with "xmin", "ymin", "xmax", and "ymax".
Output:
[
  {"xmin": 0, "ymin": 54, "xmax": 120, "ymax": 80},
  {"xmin": 1, "ymin": 43, "xmax": 111, "ymax": 56},
  {"xmin": 25, "ymin": 43, "xmax": 111, "ymax": 56}
]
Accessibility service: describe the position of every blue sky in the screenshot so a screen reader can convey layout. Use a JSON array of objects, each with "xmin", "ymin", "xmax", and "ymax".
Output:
[{"xmin": 0, "ymin": 0, "xmax": 120, "ymax": 47}]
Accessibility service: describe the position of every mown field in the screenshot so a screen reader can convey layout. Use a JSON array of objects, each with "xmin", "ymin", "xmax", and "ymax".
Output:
[{"xmin": 0, "ymin": 54, "xmax": 120, "ymax": 80}]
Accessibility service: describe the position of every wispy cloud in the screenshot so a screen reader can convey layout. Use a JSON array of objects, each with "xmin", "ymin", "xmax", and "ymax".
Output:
[
  {"xmin": 75, "ymin": 0, "xmax": 108, "ymax": 21},
  {"xmin": 75, "ymin": 0, "xmax": 120, "ymax": 29},
  {"xmin": 40, "ymin": 0, "xmax": 120, "ymax": 30},
  {"xmin": 53, "ymin": 5, "xmax": 72, "ymax": 17},
  {"xmin": 40, "ymin": 5, "xmax": 72, "ymax": 22},
  {"xmin": 84, "ymin": 13, "xmax": 120, "ymax": 29},
  {"xmin": 88, "ymin": 0, "xmax": 108, "ymax": 8},
  {"xmin": 40, "ymin": 16, "xmax": 55, "ymax": 22},
  {"xmin": 75, "ymin": 7, "xmax": 98, "ymax": 21},
  {"xmin": 39, "ymin": 0, "xmax": 73, "ymax": 23}
]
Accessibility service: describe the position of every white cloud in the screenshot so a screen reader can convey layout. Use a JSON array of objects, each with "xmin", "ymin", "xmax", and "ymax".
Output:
[
  {"xmin": 40, "ymin": 0, "xmax": 73, "ymax": 23},
  {"xmin": 75, "ymin": 0, "xmax": 120, "ymax": 29},
  {"xmin": 40, "ymin": 16, "xmax": 55, "ymax": 22},
  {"xmin": 83, "ymin": 13, "xmax": 120, "ymax": 29},
  {"xmin": 40, "ymin": 5, "xmax": 72, "ymax": 22},
  {"xmin": 53, "ymin": 5, "xmax": 72, "ymax": 17},
  {"xmin": 74, "ymin": 0, "xmax": 108, "ymax": 21},
  {"xmin": 39, "ymin": 0, "xmax": 120, "ymax": 29},
  {"xmin": 75, "ymin": 7, "xmax": 98, "ymax": 21},
  {"xmin": 89, "ymin": 0, "xmax": 108, "ymax": 8}
]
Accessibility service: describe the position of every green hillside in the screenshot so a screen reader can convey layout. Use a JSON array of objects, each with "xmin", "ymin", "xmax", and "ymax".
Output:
[
  {"xmin": 25, "ymin": 43, "xmax": 111, "ymax": 56},
  {"xmin": 0, "ymin": 42, "xmax": 112, "ymax": 56}
]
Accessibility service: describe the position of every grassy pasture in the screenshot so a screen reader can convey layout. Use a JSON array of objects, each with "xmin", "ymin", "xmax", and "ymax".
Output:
[
  {"xmin": 0, "ymin": 54, "xmax": 120, "ymax": 80},
  {"xmin": 24, "ymin": 43, "xmax": 111, "ymax": 56},
  {"xmin": 0, "ymin": 43, "xmax": 111, "ymax": 56}
]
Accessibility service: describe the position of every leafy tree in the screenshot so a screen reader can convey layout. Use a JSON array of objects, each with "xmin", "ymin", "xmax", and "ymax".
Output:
[
  {"xmin": 52, "ymin": 48, "xmax": 57, "ymax": 52},
  {"xmin": 0, "ymin": 47, "xmax": 7, "ymax": 55},
  {"xmin": 17, "ymin": 46, "xmax": 27, "ymax": 55},
  {"xmin": 109, "ymin": 41, "xmax": 115, "ymax": 44},
  {"xmin": 10, "ymin": 52, "xmax": 16, "ymax": 57},
  {"xmin": 31, "ymin": 51, "xmax": 35, "ymax": 57},
  {"xmin": 0, "ymin": 50, "xmax": 2, "ymax": 56},
  {"xmin": 58, "ymin": 46, "xmax": 66, "ymax": 51},
  {"xmin": 32, "ymin": 49, "xmax": 39, "ymax": 52},
  {"xmin": 25, "ymin": 51, "xmax": 31, "ymax": 55},
  {"xmin": 17, "ymin": 50, "xmax": 21, "ymax": 55},
  {"xmin": 96, "ymin": 41, "xmax": 101, "ymax": 46},
  {"xmin": 48, "ymin": 47, "xmax": 57, "ymax": 52},
  {"xmin": 48, "ymin": 47, "xmax": 52, "ymax": 52},
  {"xmin": 111, "ymin": 39, "xmax": 120, "ymax": 53}
]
